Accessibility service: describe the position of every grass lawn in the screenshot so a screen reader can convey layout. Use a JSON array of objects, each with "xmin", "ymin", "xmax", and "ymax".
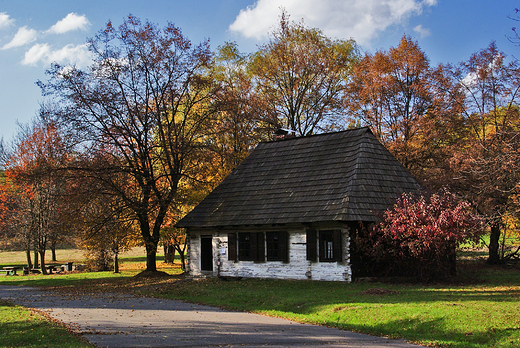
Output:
[
  {"xmin": 154, "ymin": 261, "xmax": 520, "ymax": 348},
  {"xmin": 0, "ymin": 248, "xmax": 519, "ymax": 347},
  {"xmin": 0, "ymin": 300, "xmax": 92, "ymax": 347}
]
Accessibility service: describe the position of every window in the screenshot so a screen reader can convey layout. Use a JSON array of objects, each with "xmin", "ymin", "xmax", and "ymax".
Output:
[
  {"xmin": 238, "ymin": 233, "xmax": 252, "ymax": 260},
  {"xmin": 307, "ymin": 229, "xmax": 342, "ymax": 262},
  {"xmin": 228, "ymin": 232, "xmax": 265, "ymax": 262},
  {"xmin": 266, "ymin": 231, "xmax": 288, "ymax": 262},
  {"xmin": 228, "ymin": 231, "xmax": 286, "ymax": 262},
  {"xmin": 320, "ymin": 231, "xmax": 334, "ymax": 260},
  {"xmin": 319, "ymin": 230, "xmax": 342, "ymax": 262}
]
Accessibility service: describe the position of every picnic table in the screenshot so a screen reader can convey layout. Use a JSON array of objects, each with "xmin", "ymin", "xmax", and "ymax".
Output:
[
  {"xmin": 45, "ymin": 265, "xmax": 58, "ymax": 274},
  {"xmin": 63, "ymin": 261, "xmax": 74, "ymax": 271},
  {"xmin": 2, "ymin": 266, "xmax": 20, "ymax": 276}
]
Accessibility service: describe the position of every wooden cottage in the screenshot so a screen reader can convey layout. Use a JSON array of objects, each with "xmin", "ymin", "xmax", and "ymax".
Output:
[{"xmin": 176, "ymin": 127, "xmax": 422, "ymax": 281}]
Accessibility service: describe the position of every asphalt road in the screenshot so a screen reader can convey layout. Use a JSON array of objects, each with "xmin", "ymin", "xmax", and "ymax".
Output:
[{"xmin": 0, "ymin": 285, "xmax": 424, "ymax": 348}]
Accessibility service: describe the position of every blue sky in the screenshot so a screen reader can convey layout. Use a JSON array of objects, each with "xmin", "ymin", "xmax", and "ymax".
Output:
[{"xmin": 0, "ymin": 0, "xmax": 517, "ymax": 142}]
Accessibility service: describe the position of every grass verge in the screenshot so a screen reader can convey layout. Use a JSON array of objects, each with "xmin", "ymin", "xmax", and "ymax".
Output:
[{"xmin": 0, "ymin": 300, "xmax": 92, "ymax": 348}]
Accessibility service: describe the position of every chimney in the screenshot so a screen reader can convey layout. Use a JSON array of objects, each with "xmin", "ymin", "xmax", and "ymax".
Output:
[{"xmin": 274, "ymin": 128, "xmax": 296, "ymax": 140}]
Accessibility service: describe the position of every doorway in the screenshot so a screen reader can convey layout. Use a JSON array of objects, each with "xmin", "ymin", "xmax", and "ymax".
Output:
[{"xmin": 200, "ymin": 236, "xmax": 213, "ymax": 271}]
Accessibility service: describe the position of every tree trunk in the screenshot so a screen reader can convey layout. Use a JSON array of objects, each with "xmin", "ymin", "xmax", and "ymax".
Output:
[
  {"xmin": 98, "ymin": 249, "xmax": 109, "ymax": 271},
  {"xmin": 25, "ymin": 248, "xmax": 32, "ymax": 270},
  {"xmin": 139, "ymin": 213, "xmax": 160, "ymax": 272},
  {"xmin": 179, "ymin": 251, "xmax": 186, "ymax": 271},
  {"xmin": 145, "ymin": 242, "xmax": 157, "ymax": 272},
  {"xmin": 113, "ymin": 250, "xmax": 119, "ymax": 273},
  {"xmin": 163, "ymin": 244, "xmax": 168, "ymax": 263},
  {"xmin": 169, "ymin": 245, "xmax": 175, "ymax": 263},
  {"xmin": 488, "ymin": 222, "xmax": 501, "ymax": 265},
  {"xmin": 33, "ymin": 248, "xmax": 39, "ymax": 269},
  {"xmin": 164, "ymin": 243, "xmax": 175, "ymax": 263},
  {"xmin": 51, "ymin": 242, "xmax": 57, "ymax": 262},
  {"xmin": 175, "ymin": 244, "xmax": 186, "ymax": 271},
  {"xmin": 39, "ymin": 251, "xmax": 47, "ymax": 275}
]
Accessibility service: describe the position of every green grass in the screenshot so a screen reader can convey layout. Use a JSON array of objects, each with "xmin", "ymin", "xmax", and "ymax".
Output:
[
  {"xmin": 0, "ymin": 248, "xmax": 519, "ymax": 347},
  {"xmin": 0, "ymin": 300, "xmax": 92, "ymax": 348},
  {"xmin": 0, "ymin": 269, "xmax": 142, "ymax": 288},
  {"xmin": 160, "ymin": 267, "xmax": 520, "ymax": 348}
]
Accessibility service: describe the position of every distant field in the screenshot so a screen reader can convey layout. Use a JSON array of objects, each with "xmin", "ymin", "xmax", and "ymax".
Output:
[{"xmin": 0, "ymin": 247, "xmax": 153, "ymax": 266}]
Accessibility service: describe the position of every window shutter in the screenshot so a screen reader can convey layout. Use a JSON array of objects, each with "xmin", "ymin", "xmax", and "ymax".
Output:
[
  {"xmin": 333, "ymin": 230, "xmax": 342, "ymax": 262},
  {"xmin": 306, "ymin": 228, "xmax": 317, "ymax": 261},
  {"xmin": 256, "ymin": 232, "xmax": 265, "ymax": 262},
  {"xmin": 279, "ymin": 231, "xmax": 288, "ymax": 262},
  {"xmin": 250, "ymin": 232, "xmax": 258, "ymax": 261},
  {"xmin": 228, "ymin": 233, "xmax": 236, "ymax": 261}
]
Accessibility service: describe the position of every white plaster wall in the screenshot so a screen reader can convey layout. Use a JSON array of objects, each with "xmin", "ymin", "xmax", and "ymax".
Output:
[{"xmin": 188, "ymin": 229, "xmax": 352, "ymax": 282}]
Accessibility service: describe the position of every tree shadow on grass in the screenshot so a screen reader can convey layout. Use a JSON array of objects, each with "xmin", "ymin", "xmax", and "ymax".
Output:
[{"xmin": 330, "ymin": 317, "xmax": 516, "ymax": 348}]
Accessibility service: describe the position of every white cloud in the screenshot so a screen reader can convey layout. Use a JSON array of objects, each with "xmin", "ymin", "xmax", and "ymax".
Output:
[
  {"xmin": 5, "ymin": 13, "xmax": 92, "ymax": 67},
  {"xmin": 229, "ymin": 0, "xmax": 437, "ymax": 46},
  {"xmin": 2, "ymin": 26, "xmax": 38, "ymax": 49},
  {"xmin": 22, "ymin": 43, "xmax": 93, "ymax": 67},
  {"xmin": 0, "ymin": 12, "xmax": 14, "ymax": 29},
  {"xmin": 47, "ymin": 13, "xmax": 90, "ymax": 34},
  {"xmin": 22, "ymin": 43, "xmax": 50, "ymax": 65},
  {"xmin": 413, "ymin": 24, "xmax": 431, "ymax": 38}
]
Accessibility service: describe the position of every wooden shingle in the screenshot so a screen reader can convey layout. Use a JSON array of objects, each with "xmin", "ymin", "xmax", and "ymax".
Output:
[{"xmin": 177, "ymin": 127, "xmax": 422, "ymax": 228}]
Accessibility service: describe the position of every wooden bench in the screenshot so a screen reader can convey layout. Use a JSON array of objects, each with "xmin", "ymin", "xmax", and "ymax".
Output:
[{"xmin": 2, "ymin": 267, "xmax": 20, "ymax": 275}]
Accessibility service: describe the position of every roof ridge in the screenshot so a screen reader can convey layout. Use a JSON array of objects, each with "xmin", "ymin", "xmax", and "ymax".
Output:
[
  {"xmin": 262, "ymin": 126, "xmax": 371, "ymax": 144},
  {"xmin": 340, "ymin": 130, "xmax": 367, "ymax": 218}
]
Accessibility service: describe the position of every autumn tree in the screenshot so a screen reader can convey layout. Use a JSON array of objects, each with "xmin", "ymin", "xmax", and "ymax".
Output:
[
  {"xmin": 249, "ymin": 11, "xmax": 359, "ymax": 136},
  {"xmin": 452, "ymin": 42, "xmax": 520, "ymax": 143},
  {"xmin": 0, "ymin": 171, "xmax": 23, "ymax": 252},
  {"xmin": 355, "ymin": 189, "xmax": 484, "ymax": 281},
  {"xmin": 3, "ymin": 121, "xmax": 71, "ymax": 274},
  {"xmin": 161, "ymin": 227, "xmax": 186, "ymax": 269},
  {"xmin": 347, "ymin": 35, "xmax": 464, "ymax": 175},
  {"xmin": 39, "ymin": 16, "xmax": 218, "ymax": 273},
  {"xmin": 157, "ymin": 43, "xmax": 277, "ymax": 267},
  {"xmin": 450, "ymin": 42, "xmax": 520, "ymax": 264},
  {"xmin": 0, "ymin": 166, "xmax": 36, "ymax": 268},
  {"xmin": 77, "ymin": 187, "xmax": 140, "ymax": 273},
  {"xmin": 212, "ymin": 42, "xmax": 272, "ymax": 176}
]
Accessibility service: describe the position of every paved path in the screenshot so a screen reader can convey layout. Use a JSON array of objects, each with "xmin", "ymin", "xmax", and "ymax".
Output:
[{"xmin": 0, "ymin": 285, "xmax": 424, "ymax": 348}]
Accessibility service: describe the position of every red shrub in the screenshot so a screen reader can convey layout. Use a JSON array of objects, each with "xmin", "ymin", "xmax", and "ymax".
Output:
[{"xmin": 356, "ymin": 189, "xmax": 485, "ymax": 281}]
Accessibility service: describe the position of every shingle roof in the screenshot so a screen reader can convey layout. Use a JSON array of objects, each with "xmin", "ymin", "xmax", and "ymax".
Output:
[{"xmin": 177, "ymin": 127, "xmax": 422, "ymax": 228}]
